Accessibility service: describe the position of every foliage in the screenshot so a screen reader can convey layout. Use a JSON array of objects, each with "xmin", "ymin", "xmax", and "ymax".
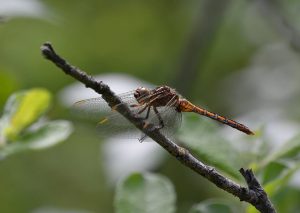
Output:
[
  {"xmin": 0, "ymin": 88, "xmax": 73, "ymax": 159},
  {"xmin": 189, "ymin": 199, "xmax": 237, "ymax": 213},
  {"xmin": 178, "ymin": 114, "xmax": 244, "ymax": 180},
  {"xmin": 115, "ymin": 173, "xmax": 176, "ymax": 213}
]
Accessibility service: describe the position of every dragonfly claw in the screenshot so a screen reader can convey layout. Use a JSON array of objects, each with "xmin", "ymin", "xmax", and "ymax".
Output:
[
  {"xmin": 142, "ymin": 122, "xmax": 154, "ymax": 133},
  {"xmin": 138, "ymin": 134, "xmax": 147, "ymax": 142},
  {"xmin": 142, "ymin": 122, "xmax": 158, "ymax": 131}
]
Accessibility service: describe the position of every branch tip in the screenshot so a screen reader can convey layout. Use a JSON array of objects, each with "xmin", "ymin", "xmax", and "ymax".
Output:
[
  {"xmin": 240, "ymin": 168, "xmax": 262, "ymax": 191},
  {"xmin": 40, "ymin": 42, "xmax": 55, "ymax": 59}
]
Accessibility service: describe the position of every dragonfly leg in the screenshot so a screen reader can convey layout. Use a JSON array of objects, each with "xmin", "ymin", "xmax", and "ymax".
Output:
[
  {"xmin": 144, "ymin": 106, "xmax": 151, "ymax": 120},
  {"xmin": 140, "ymin": 94, "xmax": 168, "ymax": 130},
  {"xmin": 140, "ymin": 105, "xmax": 152, "ymax": 129},
  {"xmin": 153, "ymin": 106, "xmax": 164, "ymax": 129},
  {"xmin": 139, "ymin": 134, "xmax": 148, "ymax": 142},
  {"xmin": 137, "ymin": 104, "xmax": 149, "ymax": 115},
  {"xmin": 142, "ymin": 106, "xmax": 163, "ymax": 131},
  {"xmin": 137, "ymin": 93, "xmax": 164, "ymax": 115},
  {"xmin": 142, "ymin": 106, "xmax": 152, "ymax": 128},
  {"xmin": 129, "ymin": 103, "xmax": 150, "ymax": 119},
  {"xmin": 129, "ymin": 103, "xmax": 139, "ymax": 108}
]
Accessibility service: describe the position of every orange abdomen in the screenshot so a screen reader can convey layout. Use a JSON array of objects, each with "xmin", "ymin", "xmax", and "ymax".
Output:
[{"xmin": 179, "ymin": 99, "xmax": 254, "ymax": 135}]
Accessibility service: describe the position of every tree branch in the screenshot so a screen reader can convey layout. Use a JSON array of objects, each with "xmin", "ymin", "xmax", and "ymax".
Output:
[{"xmin": 40, "ymin": 42, "xmax": 276, "ymax": 213}]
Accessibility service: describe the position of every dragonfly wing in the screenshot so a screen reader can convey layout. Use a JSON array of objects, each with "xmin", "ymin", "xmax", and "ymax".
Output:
[
  {"xmin": 72, "ymin": 97, "xmax": 113, "ymax": 121},
  {"xmin": 72, "ymin": 90, "xmax": 138, "ymax": 119},
  {"xmin": 157, "ymin": 106, "xmax": 182, "ymax": 139},
  {"xmin": 96, "ymin": 113, "xmax": 142, "ymax": 139},
  {"xmin": 144, "ymin": 105, "xmax": 182, "ymax": 140},
  {"xmin": 73, "ymin": 95, "xmax": 151, "ymax": 140},
  {"xmin": 96, "ymin": 102, "xmax": 160, "ymax": 140}
]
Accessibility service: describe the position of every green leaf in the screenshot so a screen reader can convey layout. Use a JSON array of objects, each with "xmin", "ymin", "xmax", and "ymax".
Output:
[
  {"xmin": 114, "ymin": 173, "xmax": 176, "ymax": 213},
  {"xmin": 0, "ymin": 120, "xmax": 73, "ymax": 159},
  {"xmin": 178, "ymin": 114, "xmax": 243, "ymax": 179},
  {"xmin": 260, "ymin": 134, "xmax": 300, "ymax": 168},
  {"xmin": 261, "ymin": 161, "xmax": 287, "ymax": 184},
  {"xmin": 21, "ymin": 120, "xmax": 73, "ymax": 149},
  {"xmin": 189, "ymin": 199, "xmax": 237, "ymax": 213},
  {"xmin": 264, "ymin": 164, "xmax": 300, "ymax": 197},
  {"xmin": 245, "ymin": 205, "xmax": 259, "ymax": 213},
  {"xmin": 0, "ymin": 88, "xmax": 51, "ymax": 142}
]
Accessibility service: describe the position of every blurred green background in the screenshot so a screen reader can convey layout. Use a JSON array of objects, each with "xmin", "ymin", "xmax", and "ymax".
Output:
[{"xmin": 1, "ymin": 0, "xmax": 300, "ymax": 212}]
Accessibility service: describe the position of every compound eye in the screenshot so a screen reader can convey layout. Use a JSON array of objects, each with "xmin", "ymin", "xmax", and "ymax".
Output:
[
  {"xmin": 134, "ymin": 91, "xmax": 140, "ymax": 98},
  {"xmin": 134, "ymin": 87, "xmax": 145, "ymax": 98},
  {"xmin": 136, "ymin": 87, "xmax": 150, "ymax": 100}
]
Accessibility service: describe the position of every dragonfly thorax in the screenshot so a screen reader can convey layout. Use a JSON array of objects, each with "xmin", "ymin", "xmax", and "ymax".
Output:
[{"xmin": 134, "ymin": 86, "xmax": 179, "ymax": 108}]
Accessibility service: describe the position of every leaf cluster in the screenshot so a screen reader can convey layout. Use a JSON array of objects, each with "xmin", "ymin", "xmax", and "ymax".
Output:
[{"xmin": 0, "ymin": 88, "xmax": 73, "ymax": 159}]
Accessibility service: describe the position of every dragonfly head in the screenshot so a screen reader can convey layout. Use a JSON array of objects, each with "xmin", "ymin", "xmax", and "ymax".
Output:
[{"xmin": 134, "ymin": 87, "xmax": 151, "ymax": 103}]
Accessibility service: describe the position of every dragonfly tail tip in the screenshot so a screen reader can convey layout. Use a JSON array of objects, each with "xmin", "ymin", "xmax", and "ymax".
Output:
[{"xmin": 246, "ymin": 130, "xmax": 255, "ymax": 135}]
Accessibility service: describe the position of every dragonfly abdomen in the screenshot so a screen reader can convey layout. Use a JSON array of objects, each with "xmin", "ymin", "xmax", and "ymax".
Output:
[{"xmin": 192, "ymin": 106, "xmax": 254, "ymax": 135}]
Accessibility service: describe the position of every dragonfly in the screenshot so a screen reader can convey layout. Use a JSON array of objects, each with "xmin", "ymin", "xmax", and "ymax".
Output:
[{"xmin": 73, "ymin": 85, "xmax": 254, "ymax": 140}]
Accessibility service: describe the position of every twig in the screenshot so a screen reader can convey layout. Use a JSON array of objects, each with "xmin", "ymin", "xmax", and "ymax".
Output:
[
  {"xmin": 40, "ymin": 42, "xmax": 276, "ymax": 213},
  {"xmin": 240, "ymin": 168, "xmax": 276, "ymax": 212}
]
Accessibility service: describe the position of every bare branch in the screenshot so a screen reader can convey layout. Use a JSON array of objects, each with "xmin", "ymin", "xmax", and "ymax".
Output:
[{"xmin": 40, "ymin": 42, "xmax": 276, "ymax": 213}]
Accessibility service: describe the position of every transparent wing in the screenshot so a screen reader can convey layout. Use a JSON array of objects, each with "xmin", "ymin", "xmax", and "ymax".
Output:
[
  {"xmin": 144, "ymin": 105, "xmax": 182, "ymax": 140},
  {"xmin": 158, "ymin": 106, "xmax": 182, "ymax": 139},
  {"xmin": 72, "ymin": 93, "xmax": 151, "ymax": 140},
  {"xmin": 72, "ymin": 88, "xmax": 159, "ymax": 117},
  {"xmin": 72, "ymin": 90, "xmax": 138, "ymax": 119}
]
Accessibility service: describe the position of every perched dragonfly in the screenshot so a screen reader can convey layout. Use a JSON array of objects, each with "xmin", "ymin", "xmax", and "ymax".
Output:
[{"xmin": 73, "ymin": 85, "xmax": 254, "ymax": 140}]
